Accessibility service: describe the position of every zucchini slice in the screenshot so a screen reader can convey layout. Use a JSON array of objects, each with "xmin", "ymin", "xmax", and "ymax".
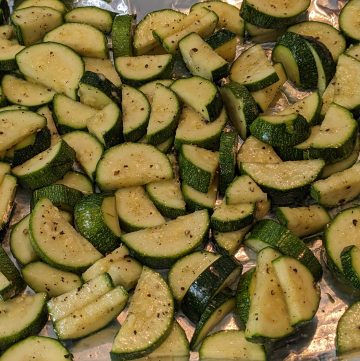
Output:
[
  {"xmin": 250, "ymin": 112, "xmax": 310, "ymax": 147},
  {"xmin": 230, "ymin": 44, "xmax": 279, "ymax": 91},
  {"xmin": 154, "ymin": 7, "xmax": 218, "ymax": 54},
  {"xmin": 83, "ymin": 57, "xmax": 121, "ymax": 87},
  {"xmin": 311, "ymin": 163, "xmax": 360, "ymax": 208},
  {"xmin": 168, "ymin": 251, "xmax": 220, "ymax": 304},
  {"xmin": 321, "ymin": 137, "xmax": 360, "ymax": 178},
  {"xmin": 218, "ymin": 130, "xmax": 238, "ymax": 195},
  {"xmin": 65, "ymin": 6, "xmax": 113, "ymax": 33},
  {"xmin": 47, "ymin": 273, "xmax": 113, "ymax": 322},
  {"xmin": 77, "ymin": 71, "xmax": 121, "ymax": 110},
  {"xmin": 146, "ymin": 84, "xmax": 180, "ymax": 145},
  {"xmin": 245, "ymin": 22, "xmax": 285, "ymax": 43},
  {"xmin": 36, "ymin": 105, "xmax": 60, "ymax": 146},
  {"xmin": 12, "ymin": 140, "xmax": 75, "ymax": 190},
  {"xmin": 276, "ymin": 205, "xmax": 330, "ymax": 237},
  {"xmin": 325, "ymin": 206, "xmax": 360, "ymax": 277},
  {"xmin": 22, "ymin": 261, "xmax": 82, "ymax": 297},
  {"xmin": 240, "ymin": 0, "xmax": 310, "ymax": 29},
  {"xmin": 55, "ymin": 171, "xmax": 93, "ymax": 195},
  {"xmin": 336, "ymin": 301, "xmax": 360, "ymax": 355},
  {"xmin": 15, "ymin": 0, "xmax": 67, "ymax": 13},
  {"xmin": 122, "ymin": 85, "xmax": 150, "ymax": 142},
  {"xmin": 190, "ymin": 293, "xmax": 235, "ymax": 350},
  {"xmin": 146, "ymin": 179, "xmax": 186, "ymax": 219},
  {"xmin": 220, "ymin": 82, "xmax": 259, "ymax": 140},
  {"xmin": 179, "ymin": 32, "xmax": 229, "ymax": 82},
  {"xmin": 182, "ymin": 255, "xmax": 242, "ymax": 322},
  {"xmin": 87, "ymin": 101, "xmax": 123, "ymax": 148},
  {"xmin": 74, "ymin": 194, "xmax": 121, "ymax": 254},
  {"xmin": 11, "ymin": 6, "xmax": 63, "ymax": 46},
  {"xmin": 115, "ymin": 54, "xmax": 173, "ymax": 87},
  {"xmin": 341, "ymin": 246, "xmax": 360, "ymax": 290},
  {"xmin": 52, "ymin": 93, "xmax": 96, "ymax": 134},
  {"xmin": 213, "ymin": 226, "xmax": 251, "ymax": 256},
  {"xmin": 245, "ymin": 219, "xmax": 323, "ymax": 281},
  {"xmin": 31, "ymin": 184, "xmax": 83, "ymax": 212},
  {"xmin": 339, "ymin": 0, "xmax": 360, "ymax": 42},
  {"xmin": 96, "ymin": 142, "xmax": 173, "ymax": 190},
  {"xmin": 199, "ymin": 330, "xmax": 266, "ymax": 361},
  {"xmin": 211, "ymin": 202, "xmax": 254, "ymax": 232},
  {"xmin": 0, "ymin": 37, "xmax": 24, "ymax": 71},
  {"xmin": 241, "ymin": 160, "xmax": 324, "ymax": 205},
  {"xmin": 245, "ymin": 247, "xmax": 293, "ymax": 342},
  {"xmin": 55, "ymin": 286, "xmax": 128, "ymax": 340},
  {"xmin": 288, "ymin": 21, "xmax": 346, "ymax": 62},
  {"xmin": 115, "ymin": 186, "xmax": 165, "ymax": 232},
  {"xmin": 171, "ymin": 76, "xmax": 222, "ymax": 123},
  {"xmin": 0, "ymin": 109, "xmax": 46, "ymax": 152},
  {"xmin": 225, "ymin": 175, "xmax": 267, "ymax": 205},
  {"xmin": 309, "ymin": 103, "xmax": 357, "ymax": 163},
  {"xmin": 111, "ymin": 14, "xmax": 134, "ymax": 57},
  {"xmin": 16, "ymin": 42, "xmax": 84, "ymax": 99},
  {"xmin": 333, "ymin": 54, "xmax": 360, "ymax": 111},
  {"xmin": 347, "ymin": 44, "xmax": 360, "ymax": 61},
  {"xmin": 175, "ymin": 106, "xmax": 227, "ymax": 151},
  {"xmin": 137, "ymin": 321, "xmax": 189, "ymax": 361},
  {"xmin": 179, "ymin": 144, "xmax": 219, "ymax": 193},
  {"xmin": 0, "ymin": 174, "xmax": 16, "ymax": 232},
  {"xmin": 0, "ymin": 244, "xmax": 25, "ymax": 297},
  {"xmin": 1, "ymin": 74, "xmax": 55, "ymax": 108},
  {"xmin": 82, "ymin": 245, "xmax": 142, "ymax": 290},
  {"xmin": 206, "ymin": 29, "xmax": 237, "ymax": 63},
  {"xmin": 272, "ymin": 31, "xmax": 318, "ymax": 89},
  {"xmin": 44, "ymin": 23, "xmax": 108, "ymax": 58},
  {"xmin": 139, "ymin": 79, "xmax": 174, "ymax": 102},
  {"xmin": 182, "ymin": 175, "xmax": 218, "ymax": 212},
  {"xmin": 191, "ymin": 1, "xmax": 244, "ymax": 36},
  {"xmin": 30, "ymin": 198, "xmax": 102, "ymax": 272},
  {"xmin": 0, "ymin": 162, "xmax": 9, "ymax": 185},
  {"xmin": 273, "ymin": 255, "xmax": 320, "ymax": 326},
  {"xmin": 134, "ymin": 9, "xmax": 186, "ymax": 55},
  {"xmin": 10, "ymin": 214, "xmax": 38, "ymax": 266},
  {"xmin": 0, "ymin": 336, "xmax": 73, "ymax": 361},
  {"xmin": 251, "ymin": 62, "xmax": 287, "ymax": 112},
  {"xmin": 62, "ymin": 131, "xmax": 103, "ymax": 181},
  {"xmin": 0, "ymin": 293, "xmax": 48, "ymax": 351},
  {"xmin": 278, "ymin": 91, "xmax": 322, "ymax": 126},
  {"xmin": 110, "ymin": 267, "xmax": 174, "ymax": 360},
  {"xmin": 237, "ymin": 136, "xmax": 282, "ymax": 165},
  {"xmin": 120, "ymin": 210, "xmax": 209, "ymax": 268}
]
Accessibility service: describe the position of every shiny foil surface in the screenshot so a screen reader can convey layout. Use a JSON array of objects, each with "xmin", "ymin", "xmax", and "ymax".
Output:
[{"xmin": 3, "ymin": 0, "xmax": 356, "ymax": 360}]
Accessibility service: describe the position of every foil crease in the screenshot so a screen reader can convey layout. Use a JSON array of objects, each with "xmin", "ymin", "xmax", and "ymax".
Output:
[{"xmin": 3, "ymin": 0, "xmax": 356, "ymax": 360}]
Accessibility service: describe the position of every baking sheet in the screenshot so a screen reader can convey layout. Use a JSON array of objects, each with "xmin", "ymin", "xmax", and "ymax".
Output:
[{"xmin": 3, "ymin": 0, "xmax": 358, "ymax": 360}]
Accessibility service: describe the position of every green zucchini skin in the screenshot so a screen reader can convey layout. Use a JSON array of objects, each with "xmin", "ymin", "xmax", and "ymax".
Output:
[
  {"xmin": 273, "ymin": 31, "xmax": 318, "ymax": 89},
  {"xmin": 31, "ymin": 184, "xmax": 83, "ymax": 212},
  {"xmin": 218, "ymin": 131, "xmax": 238, "ymax": 195},
  {"xmin": 245, "ymin": 219, "xmax": 323, "ymax": 281},
  {"xmin": 341, "ymin": 246, "xmax": 360, "ymax": 290},
  {"xmin": 240, "ymin": 0, "xmax": 310, "ymax": 29},
  {"xmin": 249, "ymin": 113, "xmax": 310, "ymax": 147},
  {"xmin": 11, "ymin": 127, "xmax": 51, "ymax": 167},
  {"xmin": 112, "ymin": 14, "xmax": 134, "ymax": 57},
  {"xmin": 74, "ymin": 193, "xmax": 120, "ymax": 254},
  {"xmin": 182, "ymin": 255, "xmax": 242, "ymax": 322},
  {"xmin": 235, "ymin": 267, "xmax": 255, "ymax": 328}
]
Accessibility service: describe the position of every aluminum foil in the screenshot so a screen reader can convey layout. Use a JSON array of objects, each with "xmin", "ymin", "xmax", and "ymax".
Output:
[{"xmin": 3, "ymin": 0, "xmax": 358, "ymax": 360}]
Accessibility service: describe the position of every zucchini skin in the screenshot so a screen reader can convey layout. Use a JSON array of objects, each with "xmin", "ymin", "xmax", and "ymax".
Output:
[
  {"xmin": 11, "ymin": 127, "xmax": 51, "ymax": 167},
  {"xmin": 235, "ymin": 267, "xmax": 255, "ymax": 329},
  {"xmin": 74, "ymin": 194, "xmax": 120, "ymax": 254},
  {"xmin": 240, "ymin": 0, "xmax": 310, "ymax": 29},
  {"xmin": 182, "ymin": 255, "xmax": 242, "ymax": 322},
  {"xmin": 31, "ymin": 184, "xmax": 83, "ymax": 212},
  {"xmin": 341, "ymin": 246, "xmax": 360, "ymax": 290},
  {"xmin": 13, "ymin": 140, "xmax": 76, "ymax": 190},
  {"xmin": 246, "ymin": 219, "xmax": 323, "ymax": 281}
]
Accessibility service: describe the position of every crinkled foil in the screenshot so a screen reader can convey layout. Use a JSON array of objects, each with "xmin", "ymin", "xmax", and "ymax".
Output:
[{"xmin": 4, "ymin": 0, "xmax": 358, "ymax": 360}]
